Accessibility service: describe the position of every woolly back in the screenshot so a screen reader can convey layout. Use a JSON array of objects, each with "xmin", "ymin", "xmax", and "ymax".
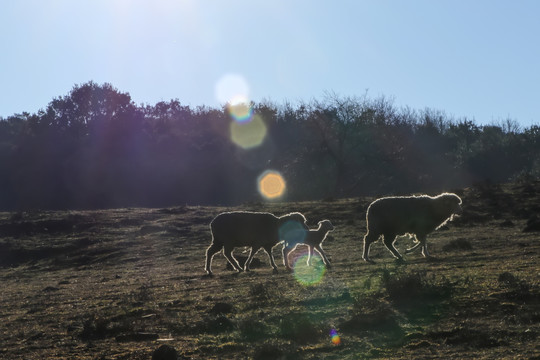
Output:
[
  {"xmin": 278, "ymin": 212, "xmax": 308, "ymax": 245},
  {"xmin": 278, "ymin": 212, "xmax": 307, "ymax": 225}
]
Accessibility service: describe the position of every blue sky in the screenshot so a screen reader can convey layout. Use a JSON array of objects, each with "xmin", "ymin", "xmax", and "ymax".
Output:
[{"xmin": 1, "ymin": 0, "xmax": 539, "ymax": 127}]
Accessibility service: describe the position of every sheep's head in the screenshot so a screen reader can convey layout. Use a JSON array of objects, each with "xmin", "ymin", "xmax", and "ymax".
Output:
[
  {"xmin": 318, "ymin": 219, "xmax": 334, "ymax": 232},
  {"xmin": 441, "ymin": 193, "xmax": 463, "ymax": 216}
]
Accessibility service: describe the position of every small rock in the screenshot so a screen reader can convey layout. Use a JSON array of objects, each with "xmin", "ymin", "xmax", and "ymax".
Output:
[{"xmin": 152, "ymin": 344, "xmax": 178, "ymax": 360}]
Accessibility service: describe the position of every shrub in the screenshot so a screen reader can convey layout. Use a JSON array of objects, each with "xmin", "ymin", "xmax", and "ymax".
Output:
[
  {"xmin": 238, "ymin": 318, "xmax": 269, "ymax": 341},
  {"xmin": 279, "ymin": 313, "xmax": 321, "ymax": 344},
  {"xmin": 249, "ymin": 283, "xmax": 272, "ymax": 301},
  {"xmin": 497, "ymin": 272, "xmax": 538, "ymax": 302},
  {"xmin": 341, "ymin": 295, "xmax": 404, "ymax": 346},
  {"xmin": 80, "ymin": 314, "xmax": 129, "ymax": 340},
  {"xmin": 210, "ymin": 302, "xmax": 234, "ymax": 315},
  {"xmin": 209, "ymin": 315, "xmax": 234, "ymax": 333},
  {"xmin": 382, "ymin": 269, "xmax": 453, "ymax": 305}
]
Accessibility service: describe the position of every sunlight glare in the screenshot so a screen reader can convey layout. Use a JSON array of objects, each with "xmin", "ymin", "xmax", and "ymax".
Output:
[
  {"xmin": 215, "ymin": 73, "xmax": 250, "ymax": 105},
  {"xmin": 257, "ymin": 170, "xmax": 286, "ymax": 199},
  {"xmin": 227, "ymin": 95, "xmax": 254, "ymax": 123},
  {"xmin": 279, "ymin": 220, "xmax": 307, "ymax": 245},
  {"xmin": 330, "ymin": 328, "xmax": 341, "ymax": 345},
  {"xmin": 292, "ymin": 253, "xmax": 326, "ymax": 286},
  {"xmin": 230, "ymin": 114, "xmax": 267, "ymax": 149}
]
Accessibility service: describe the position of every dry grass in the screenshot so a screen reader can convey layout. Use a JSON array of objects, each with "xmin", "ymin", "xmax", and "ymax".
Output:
[{"xmin": 0, "ymin": 181, "xmax": 539, "ymax": 359}]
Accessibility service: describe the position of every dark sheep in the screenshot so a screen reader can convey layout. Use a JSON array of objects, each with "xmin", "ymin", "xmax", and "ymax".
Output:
[
  {"xmin": 205, "ymin": 211, "xmax": 308, "ymax": 275},
  {"xmin": 362, "ymin": 193, "xmax": 462, "ymax": 263}
]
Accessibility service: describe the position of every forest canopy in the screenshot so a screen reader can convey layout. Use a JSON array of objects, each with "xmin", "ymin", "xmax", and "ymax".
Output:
[{"xmin": 1, "ymin": 82, "xmax": 539, "ymax": 210}]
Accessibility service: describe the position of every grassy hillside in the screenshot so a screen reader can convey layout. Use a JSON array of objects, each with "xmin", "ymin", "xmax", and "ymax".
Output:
[{"xmin": 0, "ymin": 181, "xmax": 539, "ymax": 359}]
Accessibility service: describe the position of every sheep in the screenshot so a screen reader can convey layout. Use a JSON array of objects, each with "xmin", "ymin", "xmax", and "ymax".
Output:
[
  {"xmin": 204, "ymin": 211, "xmax": 308, "ymax": 275},
  {"xmin": 282, "ymin": 219, "xmax": 334, "ymax": 271},
  {"xmin": 362, "ymin": 193, "xmax": 462, "ymax": 263}
]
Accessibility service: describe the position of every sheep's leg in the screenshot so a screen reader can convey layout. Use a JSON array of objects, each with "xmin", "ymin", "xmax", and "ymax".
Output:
[
  {"xmin": 243, "ymin": 247, "xmax": 256, "ymax": 271},
  {"xmin": 205, "ymin": 243, "xmax": 223, "ymax": 275},
  {"xmin": 362, "ymin": 232, "xmax": 378, "ymax": 263},
  {"xmin": 422, "ymin": 245, "xmax": 430, "ymax": 258},
  {"xmin": 314, "ymin": 244, "xmax": 332, "ymax": 268},
  {"xmin": 263, "ymin": 245, "xmax": 279, "ymax": 274},
  {"xmin": 223, "ymin": 246, "xmax": 243, "ymax": 272},
  {"xmin": 282, "ymin": 245, "xmax": 294, "ymax": 271},
  {"xmin": 382, "ymin": 233, "xmax": 403, "ymax": 261},
  {"xmin": 417, "ymin": 234, "xmax": 431, "ymax": 258},
  {"xmin": 307, "ymin": 245, "xmax": 315, "ymax": 266}
]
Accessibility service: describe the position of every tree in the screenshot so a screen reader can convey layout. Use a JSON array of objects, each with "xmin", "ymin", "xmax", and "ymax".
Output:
[{"xmin": 0, "ymin": 82, "xmax": 538, "ymax": 210}]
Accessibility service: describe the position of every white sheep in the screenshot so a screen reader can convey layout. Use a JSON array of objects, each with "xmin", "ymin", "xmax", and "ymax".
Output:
[
  {"xmin": 282, "ymin": 219, "xmax": 334, "ymax": 271},
  {"xmin": 205, "ymin": 211, "xmax": 308, "ymax": 275},
  {"xmin": 362, "ymin": 193, "xmax": 462, "ymax": 263}
]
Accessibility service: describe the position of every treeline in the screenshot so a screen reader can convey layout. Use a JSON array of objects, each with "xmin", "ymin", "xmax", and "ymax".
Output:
[{"xmin": 0, "ymin": 82, "xmax": 539, "ymax": 210}]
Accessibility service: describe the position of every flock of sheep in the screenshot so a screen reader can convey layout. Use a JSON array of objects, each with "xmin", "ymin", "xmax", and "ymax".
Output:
[{"xmin": 204, "ymin": 192, "xmax": 463, "ymax": 275}]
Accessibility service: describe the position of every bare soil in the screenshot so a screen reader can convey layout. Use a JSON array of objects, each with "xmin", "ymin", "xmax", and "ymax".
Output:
[{"xmin": 1, "ymin": 181, "xmax": 539, "ymax": 359}]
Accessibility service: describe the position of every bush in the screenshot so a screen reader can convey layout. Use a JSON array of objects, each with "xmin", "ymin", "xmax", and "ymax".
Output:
[
  {"xmin": 249, "ymin": 283, "xmax": 272, "ymax": 301},
  {"xmin": 279, "ymin": 313, "xmax": 321, "ymax": 344},
  {"xmin": 341, "ymin": 295, "xmax": 404, "ymax": 346},
  {"xmin": 197, "ymin": 315, "xmax": 235, "ymax": 334},
  {"xmin": 210, "ymin": 302, "xmax": 234, "ymax": 315},
  {"xmin": 238, "ymin": 318, "xmax": 269, "ymax": 341},
  {"xmin": 497, "ymin": 272, "xmax": 538, "ymax": 302},
  {"xmin": 80, "ymin": 314, "xmax": 129, "ymax": 340},
  {"xmin": 382, "ymin": 269, "xmax": 454, "ymax": 305}
]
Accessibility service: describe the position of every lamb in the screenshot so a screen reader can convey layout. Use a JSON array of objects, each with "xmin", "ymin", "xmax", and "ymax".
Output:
[
  {"xmin": 205, "ymin": 211, "xmax": 308, "ymax": 275},
  {"xmin": 362, "ymin": 193, "xmax": 462, "ymax": 263},
  {"xmin": 282, "ymin": 219, "xmax": 334, "ymax": 271}
]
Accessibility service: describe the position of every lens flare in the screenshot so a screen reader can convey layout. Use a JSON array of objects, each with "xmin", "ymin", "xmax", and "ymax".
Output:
[
  {"xmin": 215, "ymin": 73, "xmax": 250, "ymax": 104},
  {"xmin": 292, "ymin": 253, "xmax": 326, "ymax": 286},
  {"xmin": 279, "ymin": 220, "xmax": 307, "ymax": 245},
  {"xmin": 330, "ymin": 328, "xmax": 341, "ymax": 345},
  {"xmin": 230, "ymin": 114, "xmax": 267, "ymax": 149},
  {"xmin": 257, "ymin": 170, "xmax": 286, "ymax": 199},
  {"xmin": 228, "ymin": 96, "xmax": 254, "ymax": 123}
]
